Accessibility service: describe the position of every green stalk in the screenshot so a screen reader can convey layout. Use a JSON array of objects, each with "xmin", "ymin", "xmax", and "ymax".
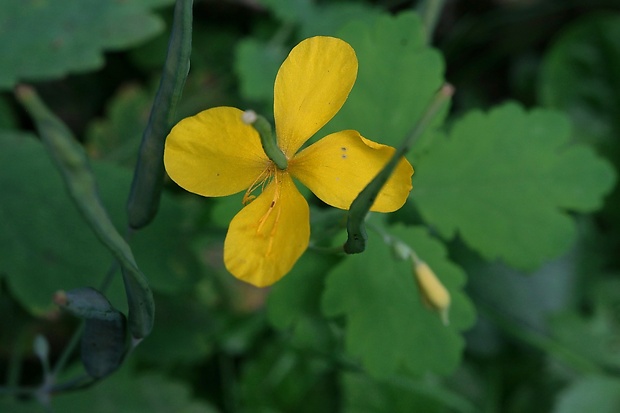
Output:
[
  {"xmin": 16, "ymin": 86, "xmax": 154, "ymax": 339},
  {"xmin": 126, "ymin": 0, "xmax": 193, "ymax": 229},
  {"xmin": 344, "ymin": 84, "xmax": 454, "ymax": 254},
  {"xmin": 243, "ymin": 110, "xmax": 288, "ymax": 170}
]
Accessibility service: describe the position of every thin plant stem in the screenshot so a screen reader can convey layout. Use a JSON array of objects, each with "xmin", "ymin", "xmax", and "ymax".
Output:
[
  {"xmin": 416, "ymin": 0, "xmax": 447, "ymax": 42},
  {"xmin": 50, "ymin": 255, "xmax": 120, "ymax": 381},
  {"xmin": 344, "ymin": 84, "xmax": 454, "ymax": 254}
]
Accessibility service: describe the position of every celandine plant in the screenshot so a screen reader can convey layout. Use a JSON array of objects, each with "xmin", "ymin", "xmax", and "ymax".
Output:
[
  {"xmin": 2, "ymin": 0, "xmax": 619, "ymax": 411},
  {"xmin": 164, "ymin": 36, "xmax": 413, "ymax": 286}
]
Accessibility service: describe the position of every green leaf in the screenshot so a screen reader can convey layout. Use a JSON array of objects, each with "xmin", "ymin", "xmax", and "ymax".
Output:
[
  {"xmin": 538, "ymin": 13, "xmax": 620, "ymax": 149},
  {"xmin": 267, "ymin": 250, "xmax": 340, "ymax": 350},
  {"xmin": 324, "ymin": 12, "xmax": 446, "ymax": 153},
  {"xmin": 0, "ymin": 0, "xmax": 173, "ymax": 89},
  {"xmin": 550, "ymin": 277, "xmax": 620, "ymax": 371},
  {"xmin": 260, "ymin": 0, "xmax": 313, "ymax": 23},
  {"xmin": 261, "ymin": 0, "xmax": 380, "ymax": 37},
  {"xmin": 239, "ymin": 338, "xmax": 337, "ymax": 413},
  {"xmin": 0, "ymin": 132, "xmax": 200, "ymax": 315},
  {"xmin": 52, "ymin": 370, "xmax": 220, "ymax": 413},
  {"xmin": 299, "ymin": 3, "xmax": 383, "ymax": 39},
  {"xmin": 341, "ymin": 372, "xmax": 476, "ymax": 413},
  {"xmin": 234, "ymin": 39, "xmax": 287, "ymax": 103},
  {"xmin": 538, "ymin": 12, "xmax": 620, "ymax": 232},
  {"xmin": 413, "ymin": 102, "xmax": 616, "ymax": 270},
  {"xmin": 268, "ymin": 251, "xmax": 335, "ymax": 329},
  {"xmin": 134, "ymin": 293, "xmax": 214, "ymax": 365},
  {"xmin": 0, "ymin": 399, "xmax": 40, "ymax": 413},
  {"xmin": 232, "ymin": 3, "xmax": 381, "ymax": 108},
  {"xmin": 322, "ymin": 225, "xmax": 475, "ymax": 378},
  {"xmin": 553, "ymin": 376, "xmax": 620, "ymax": 413},
  {"xmin": 86, "ymin": 84, "xmax": 152, "ymax": 166}
]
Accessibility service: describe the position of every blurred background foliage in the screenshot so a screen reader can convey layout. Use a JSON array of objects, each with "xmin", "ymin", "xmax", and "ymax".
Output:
[{"xmin": 2, "ymin": 0, "xmax": 620, "ymax": 411}]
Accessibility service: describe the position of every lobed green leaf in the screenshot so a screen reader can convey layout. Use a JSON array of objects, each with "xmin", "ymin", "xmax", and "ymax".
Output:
[
  {"xmin": 0, "ymin": 0, "xmax": 173, "ymax": 89},
  {"xmin": 413, "ymin": 102, "xmax": 616, "ymax": 270},
  {"xmin": 0, "ymin": 132, "xmax": 200, "ymax": 316},
  {"xmin": 324, "ymin": 12, "xmax": 446, "ymax": 154},
  {"xmin": 322, "ymin": 225, "xmax": 475, "ymax": 378}
]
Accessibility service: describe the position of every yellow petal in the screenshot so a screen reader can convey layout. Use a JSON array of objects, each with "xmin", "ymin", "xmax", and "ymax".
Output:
[
  {"xmin": 274, "ymin": 36, "xmax": 358, "ymax": 157},
  {"xmin": 290, "ymin": 130, "xmax": 413, "ymax": 212},
  {"xmin": 224, "ymin": 171, "xmax": 310, "ymax": 287},
  {"xmin": 164, "ymin": 106, "xmax": 269, "ymax": 197}
]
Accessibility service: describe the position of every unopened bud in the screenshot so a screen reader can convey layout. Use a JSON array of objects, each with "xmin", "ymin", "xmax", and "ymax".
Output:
[
  {"xmin": 414, "ymin": 261, "xmax": 451, "ymax": 325},
  {"xmin": 242, "ymin": 110, "xmax": 258, "ymax": 124}
]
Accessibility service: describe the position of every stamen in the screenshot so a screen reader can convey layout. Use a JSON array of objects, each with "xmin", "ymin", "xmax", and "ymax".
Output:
[
  {"xmin": 257, "ymin": 172, "xmax": 281, "ymax": 234},
  {"xmin": 243, "ymin": 166, "xmax": 272, "ymax": 205}
]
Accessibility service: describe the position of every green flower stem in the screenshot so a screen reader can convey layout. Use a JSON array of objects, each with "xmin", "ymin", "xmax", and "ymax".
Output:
[
  {"xmin": 126, "ymin": 0, "xmax": 193, "ymax": 229},
  {"xmin": 15, "ymin": 85, "xmax": 154, "ymax": 340},
  {"xmin": 243, "ymin": 110, "xmax": 288, "ymax": 170},
  {"xmin": 344, "ymin": 84, "xmax": 454, "ymax": 254},
  {"xmin": 416, "ymin": 0, "xmax": 447, "ymax": 42}
]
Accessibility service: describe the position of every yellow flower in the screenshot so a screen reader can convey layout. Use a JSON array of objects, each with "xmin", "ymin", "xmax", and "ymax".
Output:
[{"xmin": 164, "ymin": 36, "xmax": 413, "ymax": 287}]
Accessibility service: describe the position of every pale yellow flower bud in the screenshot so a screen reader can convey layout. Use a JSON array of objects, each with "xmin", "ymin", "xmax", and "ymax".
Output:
[{"xmin": 414, "ymin": 261, "xmax": 451, "ymax": 325}]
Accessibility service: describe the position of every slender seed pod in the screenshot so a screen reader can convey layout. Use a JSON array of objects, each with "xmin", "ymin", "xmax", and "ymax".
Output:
[{"xmin": 126, "ymin": 0, "xmax": 193, "ymax": 229}]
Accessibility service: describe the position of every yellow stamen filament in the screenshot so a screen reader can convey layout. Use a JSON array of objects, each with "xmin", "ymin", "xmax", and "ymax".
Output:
[{"xmin": 243, "ymin": 166, "xmax": 272, "ymax": 205}]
